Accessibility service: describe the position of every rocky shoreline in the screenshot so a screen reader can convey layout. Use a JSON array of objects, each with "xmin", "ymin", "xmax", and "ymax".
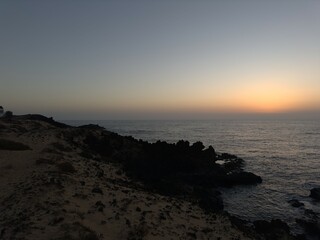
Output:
[{"xmin": 0, "ymin": 114, "xmax": 310, "ymax": 239}]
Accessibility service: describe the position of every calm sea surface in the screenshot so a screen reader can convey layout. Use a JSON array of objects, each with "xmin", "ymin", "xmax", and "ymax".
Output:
[{"xmin": 64, "ymin": 119, "xmax": 320, "ymax": 233}]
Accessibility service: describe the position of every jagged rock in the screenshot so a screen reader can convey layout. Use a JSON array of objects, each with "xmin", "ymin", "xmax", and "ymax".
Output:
[
  {"xmin": 288, "ymin": 199, "xmax": 304, "ymax": 208},
  {"xmin": 253, "ymin": 219, "xmax": 292, "ymax": 240},
  {"xmin": 219, "ymin": 153, "xmax": 238, "ymax": 160},
  {"xmin": 194, "ymin": 187, "xmax": 223, "ymax": 212},
  {"xmin": 18, "ymin": 114, "xmax": 69, "ymax": 128},
  {"xmin": 191, "ymin": 141, "xmax": 205, "ymax": 153},
  {"xmin": 78, "ymin": 124, "xmax": 105, "ymax": 130},
  {"xmin": 225, "ymin": 172, "xmax": 262, "ymax": 186},
  {"xmin": 296, "ymin": 218, "xmax": 320, "ymax": 236},
  {"xmin": 203, "ymin": 146, "xmax": 216, "ymax": 161},
  {"xmin": 310, "ymin": 188, "xmax": 320, "ymax": 200},
  {"xmin": 296, "ymin": 210, "xmax": 320, "ymax": 236},
  {"xmin": 3, "ymin": 111, "xmax": 13, "ymax": 119}
]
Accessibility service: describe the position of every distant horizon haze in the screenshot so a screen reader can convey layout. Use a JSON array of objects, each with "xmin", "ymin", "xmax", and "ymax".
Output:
[{"xmin": 11, "ymin": 108, "xmax": 320, "ymax": 121}]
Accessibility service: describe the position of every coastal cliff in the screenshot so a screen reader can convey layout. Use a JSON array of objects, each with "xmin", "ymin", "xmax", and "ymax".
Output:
[{"xmin": 0, "ymin": 115, "xmax": 295, "ymax": 240}]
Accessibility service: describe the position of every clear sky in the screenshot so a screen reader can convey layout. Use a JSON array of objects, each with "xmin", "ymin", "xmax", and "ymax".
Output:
[{"xmin": 1, "ymin": 0, "xmax": 319, "ymax": 119}]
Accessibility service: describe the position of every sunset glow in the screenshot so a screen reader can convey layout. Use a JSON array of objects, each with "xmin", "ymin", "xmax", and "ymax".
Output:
[
  {"xmin": 227, "ymin": 82, "xmax": 307, "ymax": 113},
  {"xmin": 1, "ymin": 1, "xmax": 319, "ymax": 119}
]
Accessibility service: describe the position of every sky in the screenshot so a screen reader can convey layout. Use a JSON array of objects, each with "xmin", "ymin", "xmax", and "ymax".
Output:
[{"xmin": 1, "ymin": 0, "xmax": 319, "ymax": 120}]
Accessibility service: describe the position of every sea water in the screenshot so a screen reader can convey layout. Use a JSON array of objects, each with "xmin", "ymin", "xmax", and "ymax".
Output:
[{"xmin": 64, "ymin": 119, "xmax": 320, "ymax": 233}]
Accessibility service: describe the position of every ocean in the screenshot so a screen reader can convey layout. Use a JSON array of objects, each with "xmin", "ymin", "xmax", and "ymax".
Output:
[{"xmin": 64, "ymin": 119, "xmax": 320, "ymax": 234}]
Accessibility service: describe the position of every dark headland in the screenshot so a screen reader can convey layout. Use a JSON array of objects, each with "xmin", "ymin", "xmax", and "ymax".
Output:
[{"xmin": 0, "ymin": 114, "xmax": 311, "ymax": 239}]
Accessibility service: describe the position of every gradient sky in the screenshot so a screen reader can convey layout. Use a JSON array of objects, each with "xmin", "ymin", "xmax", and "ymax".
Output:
[{"xmin": 1, "ymin": 0, "xmax": 319, "ymax": 119}]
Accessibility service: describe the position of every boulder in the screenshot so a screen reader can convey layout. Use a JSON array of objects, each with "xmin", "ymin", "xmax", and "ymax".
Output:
[
  {"xmin": 203, "ymin": 146, "xmax": 216, "ymax": 161},
  {"xmin": 310, "ymin": 188, "xmax": 320, "ymax": 200},
  {"xmin": 296, "ymin": 209, "xmax": 320, "ymax": 236},
  {"xmin": 198, "ymin": 194, "xmax": 223, "ymax": 212},
  {"xmin": 288, "ymin": 199, "xmax": 304, "ymax": 208},
  {"xmin": 254, "ymin": 219, "xmax": 292, "ymax": 240},
  {"xmin": 194, "ymin": 187, "xmax": 223, "ymax": 212},
  {"xmin": 225, "ymin": 172, "xmax": 262, "ymax": 185},
  {"xmin": 296, "ymin": 218, "xmax": 320, "ymax": 236},
  {"xmin": 78, "ymin": 124, "xmax": 105, "ymax": 130},
  {"xmin": 3, "ymin": 111, "xmax": 13, "ymax": 119}
]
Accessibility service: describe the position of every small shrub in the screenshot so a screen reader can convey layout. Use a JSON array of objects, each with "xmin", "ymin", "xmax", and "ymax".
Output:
[
  {"xmin": 36, "ymin": 158, "xmax": 55, "ymax": 165},
  {"xmin": 57, "ymin": 162, "xmax": 76, "ymax": 173},
  {"xmin": 51, "ymin": 142, "xmax": 72, "ymax": 152},
  {"xmin": 81, "ymin": 232, "xmax": 99, "ymax": 240},
  {"xmin": 0, "ymin": 139, "xmax": 31, "ymax": 150},
  {"xmin": 127, "ymin": 224, "xmax": 148, "ymax": 240},
  {"xmin": 3, "ymin": 164, "xmax": 13, "ymax": 169},
  {"xmin": 41, "ymin": 147, "xmax": 59, "ymax": 154},
  {"xmin": 57, "ymin": 222, "xmax": 99, "ymax": 240},
  {"xmin": 79, "ymin": 150, "xmax": 93, "ymax": 159}
]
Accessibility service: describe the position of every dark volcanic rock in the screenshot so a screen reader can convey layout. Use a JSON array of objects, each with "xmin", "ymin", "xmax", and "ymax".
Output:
[
  {"xmin": 310, "ymin": 188, "xmax": 320, "ymax": 200},
  {"xmin": 296, "ymin": 218, "xmax": 320, "ymax": 236},
  {"xmin": 253, "ymin": 219, "xmax": 292, "ymax": 240},
  {"xmin": 288, "ymin": 199, "xmax": 304, "ymax": 208},
  {"xmin": 224, "ymin": 172, "xmax": 262, "ymax": 186},
  {"xmin": 296, "ymin": 209, "xmax": 320, "ymax": 236},
  {"xmin": 194, "ymin": 187, "xmax": 223, "ymax": 212},
  {"xmin": 18, "ymin": 114, "xmax": 69, "ymax": 128},
  {"xmin": 3, "ymin": 111, "xmax": 13, "ymax": 119},
  {"xmin": 82, "ymin": 126, "xmax": 262, "ymax": 219},
  {"xmin": 198, "ymin": 194, "xmax": 223, "ymax": 212},
  {"xmin": 78, "ymin": 124, "xmax": 105, "ymax": 130},
  {"xmin": 219, "ymin": 153, "xmax": 238, "ymax": 160}
]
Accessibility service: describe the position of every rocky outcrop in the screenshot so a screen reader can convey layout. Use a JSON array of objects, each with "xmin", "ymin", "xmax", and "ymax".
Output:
[
  {"xmin": 17, "ymin": 114, "xmax": 69, "ymax": 128},
  {"xmin": 253, "ymin": 219, "xmax": 295, "ymax": 240},
  {"xmin": 61, "ymin": 121, "xmax": 266, "ymax": 224},
  {"xmin": 223, "ymin": 172, "xmax": 262, "ymax": 186},
  {"xmin": 83, "ymin": 132, "xmax": 263, "ymax": 213},
  {"xmin": 296, "ymin": 209, "xmax": 320, "ymax": 238},
  {"xmin": 2, "ymin": 111, "xmax": 13, "ymax": 119},
  {"xmin": 310, "ymin": 188, "xmax": 320, "ymax": 200},
  {"xmin": 194, "ymin": 187, "xmax": 224, "ymax": 212}
]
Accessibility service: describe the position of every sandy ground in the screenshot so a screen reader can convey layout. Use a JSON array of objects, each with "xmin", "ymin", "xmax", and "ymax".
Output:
[{"xmin": 0, "ymin": 118, "xmax": 257, "ymax": 240}]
